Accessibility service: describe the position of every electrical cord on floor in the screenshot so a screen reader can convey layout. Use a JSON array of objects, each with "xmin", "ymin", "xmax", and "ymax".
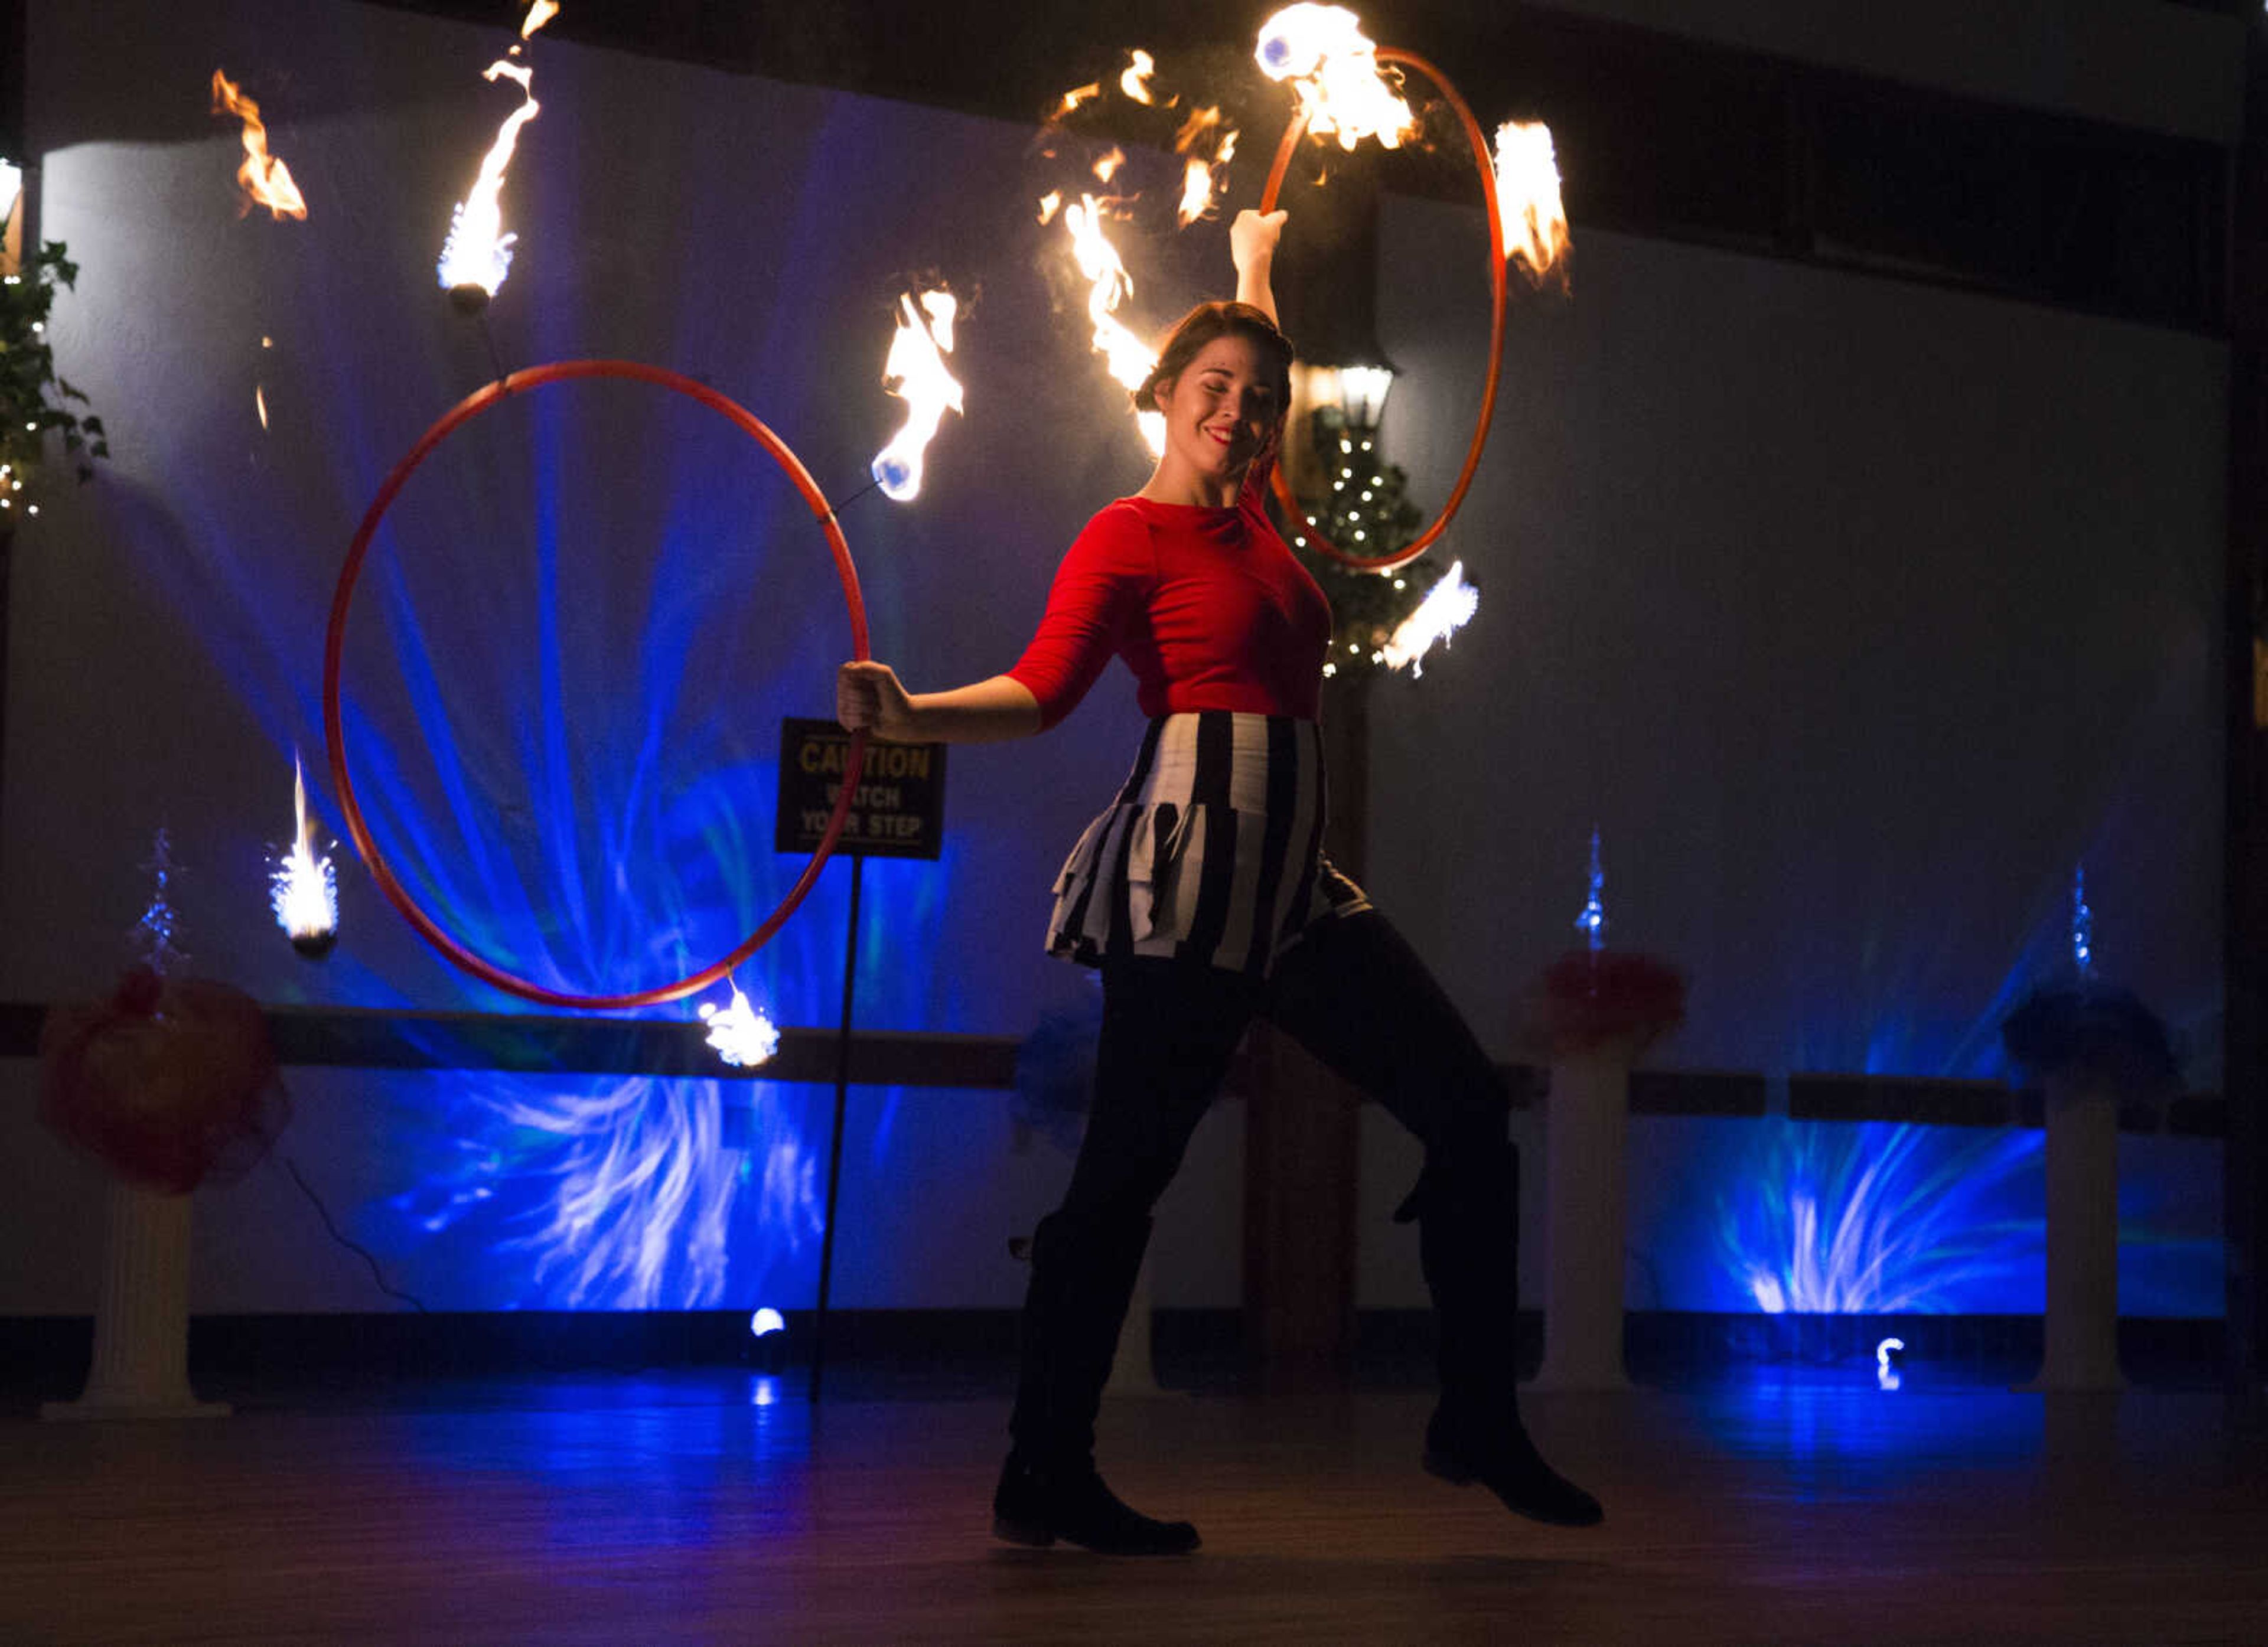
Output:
[{"xmin": 278, "ymin": 1153, "xmax": 430, "ymax": 1313}]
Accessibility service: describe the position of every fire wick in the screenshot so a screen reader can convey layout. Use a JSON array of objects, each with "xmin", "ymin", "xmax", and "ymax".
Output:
[{"xmin": 446, "ymin": 282, "xmax": 512, "ymax": 387}]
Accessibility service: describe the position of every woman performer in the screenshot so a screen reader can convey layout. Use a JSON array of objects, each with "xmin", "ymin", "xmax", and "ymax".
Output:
[{"xmin": 837, "ymin": 207, "xmax": 1601, "ymax": 1555}]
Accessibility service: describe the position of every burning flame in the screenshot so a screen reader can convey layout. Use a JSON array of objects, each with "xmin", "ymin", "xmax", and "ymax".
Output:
[
  {"xmin": 271, "ymin": 756, "xmax": 339, "ymax": 956},
  {"xmin": 1057, "ymin": 194, "xmax": 1164, "ymax": 456},
  {"xmin": 1381, "ymin": 560, "xmax": 1478, "ymax": 675},
  {"xmin": 521, "ymin": 0, "xmax": 561, "ymax": 37},
  {"xmin": 1120, "ymin": 49, "xmax": 1160, "ymax": 105},
  {"xmin": 699, "ymin": 981, "xmax": 779, "ymax": 1068},
  {"xmin": 1093, "ymin": 147, "xmax": 1126, "ymax": 184},
  {"xmin": 255, "ymin": 384, "xmax": 269, "ymax": 430},
  {"xmin": 871, "ymin": 288, "xmax": 964, "ymax": 502},
  {"xmin": 1493, "ymin": 121, "xmax": 1570, "ymax": 284},
  {"xmin": 210, "ymin": 70, "xmax": 309, "ymax": 220},
  {"xmin": 1037, "ymin": 190, "xmax": 1063, "ymax": 224},
  {"xmin": 1054, "ymin": 81, "xmax": 1102, "ymax": 118},
  {"xmin": 1173, "ymin": 112, "xmax": 1238, "ymax": 227},
  {"xmin": 1253, "ymin": 4, "xmax": 1418, "ymax": 152},
  {"xmin": 436, "ymin": 59, "xmax": 541, "ymax": 298}
]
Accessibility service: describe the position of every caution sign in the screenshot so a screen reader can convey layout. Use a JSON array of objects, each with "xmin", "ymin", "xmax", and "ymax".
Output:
[{"xmin": 776, "ymin": 717, "xmax": 947, "ymax": 860}]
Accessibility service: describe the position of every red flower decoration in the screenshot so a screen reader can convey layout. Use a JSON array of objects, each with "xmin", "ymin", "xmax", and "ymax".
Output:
[
  {"xmin": 1523, "ymin": 950, "xmax": 1688, "ymax": 1059},
  {"xmin": 38, "ymin": 968, "xmax": 291, "ymax": 1195}
]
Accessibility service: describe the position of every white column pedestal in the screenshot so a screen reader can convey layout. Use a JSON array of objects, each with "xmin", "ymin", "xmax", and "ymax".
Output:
[
  {"xmin": 2018, "ymin": 1081, "xmax": 2124, "ymax": 1393},
  {"xmin": 41, "ymin": 1181, "xmax": 229, "ymax": 1421},
  {"xmin": 1106, "ymin": 1248, "xmax": 1164, "ymax": 1397},
  {"xmin": 1530, "ymin": 1048, "xmax": 1633, "ymax": 1392}
]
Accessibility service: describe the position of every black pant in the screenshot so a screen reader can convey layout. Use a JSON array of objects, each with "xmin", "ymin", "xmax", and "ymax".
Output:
[
  {"xmin": 1010, "ymin": 906, "xmax": 1524, "ymax": 1469},
  {"xmin": 1061, "ymin": 906, "xmax": 1512, "ymax": 1224}
]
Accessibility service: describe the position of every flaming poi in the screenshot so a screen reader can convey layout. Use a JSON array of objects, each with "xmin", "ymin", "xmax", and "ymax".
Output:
[
  {"xmin": 1380, "ymin": 560, "xmax": 1478, "ymax": 675},
  {"xmin": 437, "ymin": 58, "xmax": 542, "ymax": 303},
  {"xmin": 271, "ymin": 756, "xmax": 339, "ymax": 959},
  {"xmin": 1254, "ymin": 4, "xmax": 1419, "ymax": 152},
  {"xmin": 871, "ymin": 288, "xmax": 964, "ymax": 502},
  {"xmin": 699, "ymin": 981, "xmax": 780, "ymax": 1068},
  {"xmin": 210, "ymin": 70, "xmax": 309, "ymax": 220},
  {"xmin": 1493, "ymin": 120, "xmax": 1570, "ymax": 284}
]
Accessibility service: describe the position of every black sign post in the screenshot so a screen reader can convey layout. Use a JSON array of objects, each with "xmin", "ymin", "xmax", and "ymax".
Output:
[{"xmin": 777, "ymin": 719, "xmax": 946, "ymax": 1401}]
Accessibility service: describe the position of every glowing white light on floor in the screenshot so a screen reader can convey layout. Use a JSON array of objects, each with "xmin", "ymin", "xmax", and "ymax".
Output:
[
  {"xmin": 700, "ymin": 981, "xmax": 779, "ymax": 1068},
  {"xmin": 1379, "ymin": 559, "xmax": 1477, "ymax": 675},
  {"xmin": 1876, "ymin": 1336, "xmax": 1905, "ymax": 1391}
]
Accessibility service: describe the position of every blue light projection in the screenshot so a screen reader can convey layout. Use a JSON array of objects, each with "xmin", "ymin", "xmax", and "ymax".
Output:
[{"xmin": 1716, "ymin": 1119, "xmax": 2044, "ymax": 1315}]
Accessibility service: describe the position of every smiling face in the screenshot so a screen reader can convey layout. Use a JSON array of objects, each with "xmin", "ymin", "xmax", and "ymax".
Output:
[{"xmin": 1151, "ymin": 334, "xmax": 1284, "ymax": 500}]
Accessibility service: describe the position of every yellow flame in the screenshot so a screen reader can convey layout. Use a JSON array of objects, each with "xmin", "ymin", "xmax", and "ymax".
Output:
[
  {"xmin": 1172, "ymin": 106, "xmax": 1219, "ymax": 152},
  {"xmin": 271, "ymin": 757, "xmax": 338, "ymax": 941},
  {"xmin": 1038, "ymin": 190, "xmax": 1064, "ymax": 224},
  {"xmin": 437, "ymin": 59, "xmax": 540, "ymax": 296},
  {"xmin": 255, "ymin": 384, "xmax": 269, "ymax": 430},
  {"xmin": 521, "ymin": 0, "xmax": 560, "ymax": 38},
  {"xmin": 1174, "ymin": 123, "xmax": 1238, "ymax": 227},
  {"xmin": 1253, "ymin": 4, "xmax": 1418, "ymax": 152},
  {"xmin": 1057, "ymin": 195, "xmax": 1164, "ymax": 456},
  {"xmin": 210, "ymin": 70, "xmax": 309, "ymax": 220},
  {"xmin": 1054, "ymin": 81, "xmax": 1102, "ymax": 118},
  {"xmin": 1120, "ymin": 49, "xmax": 1159, "ymax": 104},
  {"xmin": 1382, "ymin": 560, "xmax": 1479, "ymax": 675},
  {"xmin": 1492, "ymin": 120, "xmax": 1570, "ymax": 284},
  {"xmin": 1093, "ymin": 147, "xmax": 1125, "ymax": 184},
  {"xmin": 871, "ymin": 288, "xmax": 965, "ymax": 502}
]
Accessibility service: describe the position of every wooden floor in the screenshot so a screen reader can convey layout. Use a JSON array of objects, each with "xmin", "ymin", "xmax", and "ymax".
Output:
[{"xmin": 4, "ymin": 1368, "xmax": 2264, "ymax": 1645}]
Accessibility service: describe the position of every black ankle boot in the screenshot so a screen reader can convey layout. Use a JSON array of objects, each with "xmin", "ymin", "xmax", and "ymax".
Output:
[
  {"xmin": 999, "ymin": 1209, "xmax": 1201, "ymax": 1554},
  {"xmin": 992, "ymin": 1453, "xmax": 1201, "ymax": 1554},
  {"xmin": 1422, "ymin": 1407, "xmax": 1604, "ymax": 1527},
  {"xmin": 1403, "ymin": 1140, "xmax": 1605, "ymax": 1529}
]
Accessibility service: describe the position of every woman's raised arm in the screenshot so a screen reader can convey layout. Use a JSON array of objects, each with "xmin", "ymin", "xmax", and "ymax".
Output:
[{"xmin": 1231, "ymin": 207, "xmax": 1287, "ymax": 324}]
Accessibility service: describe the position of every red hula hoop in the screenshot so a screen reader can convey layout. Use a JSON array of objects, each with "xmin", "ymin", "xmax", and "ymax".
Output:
[
  {"xmin": 322, "ymin": 358, "xmax": 871, "ymax": 1011},
  {"xmin": 1259, "ymin": 48, "xmax": 1507, "ymax": 573}
]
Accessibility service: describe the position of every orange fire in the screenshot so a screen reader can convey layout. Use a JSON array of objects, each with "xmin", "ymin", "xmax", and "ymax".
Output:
[
  {"xmin": 1492, "ymin": 120, "xmax": 1570, "ymax": 285},
  {"xmin": 1056, "ymin": 194, "xmax": 1163, "ymax": 456},
  {"xmin": 210, "ymin": 70, "xmax": 309, "ymax": 220},
  {"xmin": 1172, "ymin": 109, "xmax": 1238, "ymax": 227},
  {"xmin": 1253, "ymin": 4, "xmax": 1418, "ymax": 152},
  {"xmin": 1054, "ymin": 81, "xmax": 1102, "ymax": 118},
  {"xmin": 437, "ymin": 59, "xmax": 541, "ymax": 296},
  {"xmin": 1093, "ymin": 147, "xmax": 1126, "ymax": 184},
  {"xmin": 1037, "ymin": 190, "xmax": 1064, "ymax": 225},
  {"xmin": 1120, "ymin": 49, "xmax": 1160, "ymax": 105},
  {"xmin": 520, "ymin": 0, "xmax": 561, "ymax": 37},
  {"xmin": 871, "ymin": 288, "xmax": 964, "ymax": 502}
]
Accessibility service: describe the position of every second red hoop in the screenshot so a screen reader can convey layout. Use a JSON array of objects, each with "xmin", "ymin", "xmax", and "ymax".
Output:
[
  {"xmin": 1260, "ymin": 48, "xmax": 1509, "ymax": 573},
  {"xmin": 321, "ymin": 358, "xmax": 869, "ymax": 1011}
]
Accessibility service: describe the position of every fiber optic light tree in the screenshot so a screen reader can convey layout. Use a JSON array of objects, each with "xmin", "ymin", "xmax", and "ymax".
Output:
[
  {"xmin": 1285, "ymin": 395, "xmax": 1444, "ymax": 681},
  {"xmin": 1522, "ymin": 834, "xmax": 1685, "ymax": 1391}
]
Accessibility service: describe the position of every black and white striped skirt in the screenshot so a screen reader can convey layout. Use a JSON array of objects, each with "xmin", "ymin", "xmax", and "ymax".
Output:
[{"xmin": 1045, "ymin": 711, "xmax": 1370, "ymax": 979}]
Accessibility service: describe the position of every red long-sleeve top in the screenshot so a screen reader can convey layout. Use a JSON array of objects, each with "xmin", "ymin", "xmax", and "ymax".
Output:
[{"xmin": 1006, "ymin": 469, "xmax": 1333, "ymax": 730}]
